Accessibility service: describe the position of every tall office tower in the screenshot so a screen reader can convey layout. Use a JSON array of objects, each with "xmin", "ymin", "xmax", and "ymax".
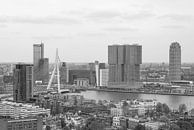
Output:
[
  {"xmin": 38, "ymin": 58, "xmax": 49, "ymax": 83},
  {"xmin": 95, "ymin": 61, "xmax": 100, "ymax": 86},
  {"xmin": 88, "ymin": 63, "xmax": 96, "ymax": 86},
  {"xmin": 169, "ymin": 42, "xmax": 181, "ymax": 81},
  {"xmin": 13, "ymin": 64, "xmax": 33, "ymax": 102},
  {"xmin": 33, "ymin": 43, "xmax": 44, "ymax": 68},
  {"xmin": 100, "ymin": 69, "xmax": 109, "ymax": 87},
  {"xmin": 108, "ymin": 44, "xmax": 142, "ymax": 88},
  {"xmin": 95, "ymin": 61, "xmax": 106, "ymax": 86},
  {"xmin": 33, "ymin": 43, "xmax": 49, "ymax": 83},
  {"xmin": 60, "ymin": 62, "xmax": 69, "ymax": 84}
]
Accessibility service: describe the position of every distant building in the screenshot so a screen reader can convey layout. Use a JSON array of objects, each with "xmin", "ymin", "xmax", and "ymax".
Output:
[
  {"xmin": 0, "ymin": 117, "xmax": 43, "ymax": 130},
  {"xmin": 144, "ymin": 122, "xmax": 165, "ymax": 130},
  {"xmin": 100, "ymin": 69, "xmax": 109, "ymax": 87},
  {"xmin": 33, "ymin": 43, "xmax": 49, "ymax": 84},
  {"xmin": 169, "ymin": 42, "xmax": 181, "ymax": 81},
  {"xmin": 74, "ymin": 78, "xmax": 89, "ymax": 87},
  {"xmin": 95, "ymin": 61, "xmax": 100, "ymax": 86},
  {"xmin": 111, "ymin": 107, "xmax": 123, "ymax": 116},
  {"xmin": 89, "ymin": 63, "xmax": 96, "ymax": 85},
  {"xmin": 68, "ymin": 70, "xmax": 96, "ymax": 86},
  {"xmin": 95, "ymin": 61, "xmax": 106, "ymax": 86},
  {"xmin": 108, "ymin": 44, "xmax": 142, "ymax": 88},
  {"xmin": 37, "ymin": 58, "xmax": 49, "ymax": 83},
  {"xmin": 13, "ymin": 64, "xmax": 33, "ymax": 102},
  {"xmin": 0, "ymin": 101, "xmax": 50, "ymax": 118},
  {"xmin": 33, "ymin": 43, "xmax": 44, "ymax": 69},
  {"xmin": 60, "ymin": 62, "xmax": 69, "ymax": 84}
]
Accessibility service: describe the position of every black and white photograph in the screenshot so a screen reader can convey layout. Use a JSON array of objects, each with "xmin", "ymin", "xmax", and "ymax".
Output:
[{"xmin": 0, "ymin": 0, "xmax": 194, "ymax": 130}]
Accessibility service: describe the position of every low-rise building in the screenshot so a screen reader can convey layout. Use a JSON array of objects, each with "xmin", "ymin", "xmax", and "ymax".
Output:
[
  {"xmin": 0, "ymin": 117, "xmax": 43, "ymax": 130},
  {"xmin": 112, "ymin": 116, "xmax": 121, "ymax": 127},
  {"xmin": 74, "ymin": 78, "xmax": 89, "ymax": 87},
  {"xmin": 111, "ymin": 107, "xmax": 123, "ymax": 116},
  {"xmin": 128, "ymin": 118, "xmax": 140, "ymax": 129},
  {"xmin": 144, "ymin": 121, "xmax": 165, "ymax": 130},
  {"xmin": 0, "ymin": 101, "xmax": 50, "ymax": 119}
]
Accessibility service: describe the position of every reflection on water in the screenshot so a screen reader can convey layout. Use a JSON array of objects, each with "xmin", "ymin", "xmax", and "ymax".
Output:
[{"xmin": 80, "ymin": 91, "xmax": 194, "ymax": 110}]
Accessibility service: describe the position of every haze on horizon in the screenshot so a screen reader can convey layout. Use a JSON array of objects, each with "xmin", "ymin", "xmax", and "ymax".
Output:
[{"xmin": 0, "ymin": 0, "xmax": 194, "ymax": 63}]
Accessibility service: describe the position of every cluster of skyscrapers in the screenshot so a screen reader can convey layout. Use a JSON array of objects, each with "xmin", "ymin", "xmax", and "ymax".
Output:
[
  {"xmin": 12, "ymin": 41, "xmax": 183, "ymax": 102},
  {"xmin": 13, "ymin": 43, "xmax": 50, "ymax": 103},
  {"xmin": 33, "ymin": 43, "xmax": 49, "ymax": 84}
]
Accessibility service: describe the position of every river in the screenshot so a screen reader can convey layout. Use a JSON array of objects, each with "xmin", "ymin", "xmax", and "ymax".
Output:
[{"xmin": 78, "ymin": 90, "xmax": 194, "ymax": 110}]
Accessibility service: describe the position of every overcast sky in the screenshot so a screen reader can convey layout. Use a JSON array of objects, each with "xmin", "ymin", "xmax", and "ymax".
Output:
[{"xmin": 0, "ymin": 0, "xmax": 194, "ymax": 63}]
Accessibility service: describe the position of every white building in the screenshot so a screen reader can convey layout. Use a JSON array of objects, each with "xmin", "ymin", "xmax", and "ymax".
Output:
[
  {"xmin": 100, "ymin": 69, "xmax": 109, "ymax": 87},
  {"xmin": 111, "ymin": 107, "xmax": 123, "ymax": 116},
  {"xmin": 74, "ymin": 78, "xmax": 89, "ymax": 87},
  {"xmin": 144, "ymin": 122, "xmax": 165, "ymax": 130},
  {"xmin": 0, "ymin": 101, "xmax": 50, "ymax": 119},
  {"xmin": 112, "ymin": 116, "xmax": 121, "ymax": 127}
]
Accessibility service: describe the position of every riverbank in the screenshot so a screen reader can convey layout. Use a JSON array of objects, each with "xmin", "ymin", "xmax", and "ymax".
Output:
[{"xmin": 87, "ymin": 88, "xmax": 194, "ymax": 96}]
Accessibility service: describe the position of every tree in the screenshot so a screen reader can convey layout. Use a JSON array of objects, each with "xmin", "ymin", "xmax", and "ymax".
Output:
[
  {"xmin": 169, "ymin": 123, "xmax": 181, "ymax": 130},
  {"xmin": 177, "ymin": 120, "xmax": 193, "ymax": 130},
  {"xmin": 134, "ymin": 124, "xmax": 145, "ymax": 130},
  {"xmin": 156, "ymin": 102, "xmax": 163, "ymax": 113},
  {"xmin": 158, "ymin": 125, "xmax": 169, "ymax": 130},
  {"xmin": 98, "ymin": 100, "xmax": 103, "ymax": 105},
  {"xmin": 46, "ymin": 126, "xmax": 51, "ymax": 130},
  {"xmin": 108, "ymin": 103, "xmax": 116, "ymax": 108},
  {"xmin": 159, "ymin": 115, "xmax": 170, "ymax": 124},
  {"xmin": 162, "ymin": 103, "xmax": 170, "ymax": 114},
  {"xmin": 179, "ymin": 104, "xmax": 187, "ymax": 114},
  {"xmin": 122, "ymin": 101, "xmax": 128, "ymax": 107}
]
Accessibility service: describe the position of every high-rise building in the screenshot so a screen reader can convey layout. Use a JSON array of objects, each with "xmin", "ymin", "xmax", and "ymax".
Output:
[
  {"xmin": 13, "ymin": 64, "xmax": 33, "ymax": 102},
  {"xmin": 60, "ymin": 62, "xmax": 69, "ymax": 84},
  {"xmin": 37, "ymin": 58, "xmax": 49, "ymax": 83},
  {"xmin": 33, "ymin": 43, "xmax": 49, "ymax": 83},
  {"xmin": 33, "ymin": 43, "xmax": 44, "ymax": 68},
  {"xmin": 108, "ymin": 44, "xmax": 142, "ymax": 88},
  {"xmin": 100, "ymin": 69, "xmax": 109, "ymax": 87},
  {"xmin": 169, "ymin": 42, "xmax": 181, "ymax": 81},
  {"xmin": 95, "ymin": 61, "xmax": 100, "ymax": 86},
  {"xmin": 95, "ymin": 61, "xmax": 106, "ymax": 86}
]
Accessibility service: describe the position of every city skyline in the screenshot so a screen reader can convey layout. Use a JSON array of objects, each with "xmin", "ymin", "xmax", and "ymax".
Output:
[{"xmin": 0, "ymin": 0, "xmax": 194, "ymax": 63}]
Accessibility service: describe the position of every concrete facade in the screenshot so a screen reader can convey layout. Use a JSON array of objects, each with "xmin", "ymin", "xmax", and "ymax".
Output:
[
  {"xmin": 36, "ymin": 58, "xmax": 49, "ymax": 83},
  {"xmin": 169, "ymin": 42, "xmax": 181, "ymax": 81},
  {"xmin": 13, "ymin": 64, "xmax": 33, "ymax": 102},
  {"xmin": 108, "ymin": 44, "xmax": 142, "ymax": 88},
  {"xmin": 60, "ymin": 62, "xmax": 69, "ymax": 84},
  {"xmin": 68, "ymin": 70, "xmax": 96, "ymax": 86},
  {"xmin": 0, "ymin": 117, "xmax": 43, "ymax": 130},
  {"xmin": 33, "ymin": 43, "xmax": 49, "ymax": 83},
  {"xmin": 100, "ymin": 69, "xmax": 109, "ymax": 87}
]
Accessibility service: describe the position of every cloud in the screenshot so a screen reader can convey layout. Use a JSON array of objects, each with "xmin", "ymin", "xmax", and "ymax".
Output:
[
  {"xmin": 0, "ymin": 24, "xmax": 7, "ymax": 28},
  {"xmin": 77, "ymin": 32, "xmax": 107, "ymax": 37},
  {"xmin": 104, "ymin": 27, "xmax": 138, "ymax": 32},
  {"xmin": 159, "ymin": 14, "xmax": 194, "ymax": 22},
  {"xmin": 162, "ymin": 25, "xmax": 186, "ymax": 29},
  {"xmin": 85, "ymin": 10, "xmax": 121, "ymax": 22},
  {"xmin": 0, "ymin": 15, "xmax": 81, "ymax": 25},
  {"xmin": 31, "ymin": 35, "xmax": 73, "ymax": 40},
  {"xmin": 122, "ymin": 10, "xmax": 155, "ymax": 21},
  {"xmin": 85, "ymin": 9, "xmax": 155, "ymax": 23}
]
